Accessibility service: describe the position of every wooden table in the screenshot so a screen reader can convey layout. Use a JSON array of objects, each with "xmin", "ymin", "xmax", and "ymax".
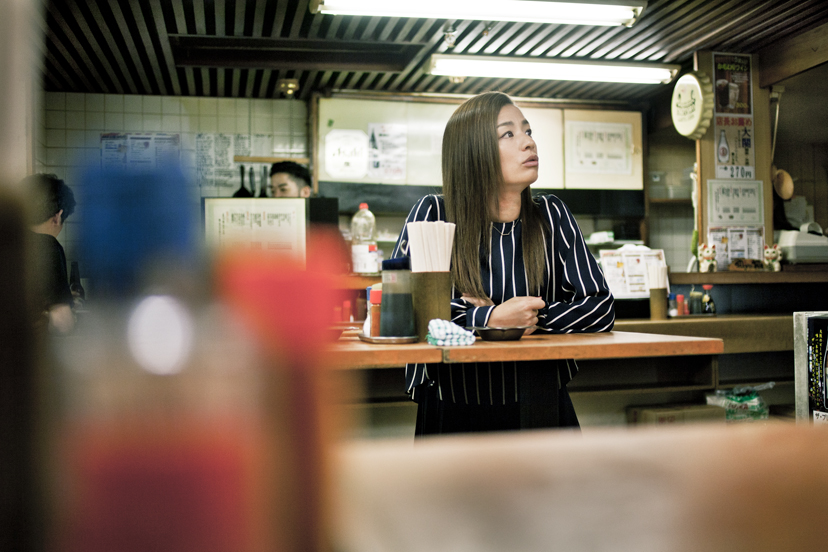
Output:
[
  {"xmin": 332, "ymin": 331, "xmax": 723, "ymax": 369},
  {"xmin": 331, "ymin": 332, "xmax": 725, "ymax": 410}
]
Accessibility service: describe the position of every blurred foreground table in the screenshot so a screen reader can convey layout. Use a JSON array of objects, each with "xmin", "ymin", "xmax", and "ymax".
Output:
[{"xmin": 332, "ymin": 423, "xmax": 826, "ymax": 552}]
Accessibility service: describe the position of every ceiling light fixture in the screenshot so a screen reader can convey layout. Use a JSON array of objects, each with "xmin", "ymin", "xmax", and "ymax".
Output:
[
  {"xmin": 428, "ymin": 54, "xmax": 679, "ymax": 84},
  {"xmin": 309, "ymin": 0, "xmax": 647, "ymax": 27}
]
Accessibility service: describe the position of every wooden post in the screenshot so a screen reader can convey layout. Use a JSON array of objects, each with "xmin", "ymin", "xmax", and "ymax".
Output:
[{"xmin": 695, "ymin": 51, "xmax": 773, "ymax": 250}]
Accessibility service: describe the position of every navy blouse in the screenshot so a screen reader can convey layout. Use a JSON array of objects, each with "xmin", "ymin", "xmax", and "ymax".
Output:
[{"xmin": 391, "ymin": 194, "xmax": 615, "ymax": 404}]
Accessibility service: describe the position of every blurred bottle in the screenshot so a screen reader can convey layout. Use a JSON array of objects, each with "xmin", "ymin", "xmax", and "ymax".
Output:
[
  {"xmin": 350, "ymin": 203, "xmax": 378, "ymax": 274},
  {"xmin": 702, "ymin": 284, "xmax": 717, "ymax": 314},
  {"xmin": 69, "ymin": 261, "xmax": 85, "ymax": 306}
]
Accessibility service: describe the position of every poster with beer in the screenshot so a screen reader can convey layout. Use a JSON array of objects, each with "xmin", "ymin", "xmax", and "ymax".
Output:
[
  {"xmin": 713, "ymin": 53, "xmax": 754, "ymax": 179},
  {"xmin": 713, "ymin": 53, "xmax": 752, "ymax": 115}
]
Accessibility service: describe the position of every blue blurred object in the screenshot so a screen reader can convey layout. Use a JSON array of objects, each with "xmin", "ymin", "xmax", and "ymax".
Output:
[{"xmin": 79, "ymin": 164, "xmax": 196, "ymax": 298}]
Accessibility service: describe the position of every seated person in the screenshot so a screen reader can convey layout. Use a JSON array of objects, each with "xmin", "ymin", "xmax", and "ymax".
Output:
[
  {"xmin": 269, "ymin": 161, "xmax": 312, "ymax": 198},
  {"xmin": 22, "ymin": 173, "xmax": 76, "ymax": 333}
]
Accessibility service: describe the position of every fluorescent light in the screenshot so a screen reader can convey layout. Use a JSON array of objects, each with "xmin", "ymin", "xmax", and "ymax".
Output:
[
  {"xmin": 310, "ymin": 0, "xmax": 647, "ymax": 27},
  {"xmin": 428, "ymin": 54, "xmax": 679, "ymax": 84}
]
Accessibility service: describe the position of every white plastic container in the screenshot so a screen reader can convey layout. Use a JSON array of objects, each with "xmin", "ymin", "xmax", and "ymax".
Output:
[{"xmin": 350, "ymin": 203, "xmax": 378, "ymax": 273}]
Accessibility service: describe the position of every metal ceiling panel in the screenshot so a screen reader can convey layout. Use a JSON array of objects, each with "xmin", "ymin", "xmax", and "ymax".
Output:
[{"xmin": 42, "ymin": 0, "xmax": 828, "ymax": 103}]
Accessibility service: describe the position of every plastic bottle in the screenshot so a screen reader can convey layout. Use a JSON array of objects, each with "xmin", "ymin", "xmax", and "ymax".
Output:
[
  {"xmin": 675, "ymin": 294, "xmax": 685, "ymax": 316},
  {"xmin": 350, "ymin": 203, "xmax": 378, "ymax": 274},
  {"xmin": 702, "ymin": 284, "xmax": 717, "ymax": 314},
  {"xmin": 668, "ymin": 293, "xmax": 678, "ymax": 317}
]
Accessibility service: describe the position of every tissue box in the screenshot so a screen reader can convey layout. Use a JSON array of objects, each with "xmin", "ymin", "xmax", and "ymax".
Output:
[{"xmin": 627, "ymin": 403, "xmax": 725, "ymax": 425}]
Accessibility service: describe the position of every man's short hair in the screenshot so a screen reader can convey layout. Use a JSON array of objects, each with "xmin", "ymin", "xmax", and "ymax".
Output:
[
  {"xmin": 269, "ymin": 161, "xmax": 311, "ymax": 189},
  {"xmin": 21, "ymin": 173, "xmax": 75, "ymax": 225}
]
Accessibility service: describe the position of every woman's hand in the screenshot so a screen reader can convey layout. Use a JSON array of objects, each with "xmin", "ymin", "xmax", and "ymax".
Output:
[{"xmin": 487, "ymin": 296, "xmax": 545, "ymax": 334}]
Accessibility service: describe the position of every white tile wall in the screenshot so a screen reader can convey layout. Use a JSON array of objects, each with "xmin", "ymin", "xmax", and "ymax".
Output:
[
  {"xmin": 37, "ymin": 91, "xmax": 309, "ymax": 264},
  {"xmin": 647, "ymin": 128, "xmax": 697, "ymax": 272}
]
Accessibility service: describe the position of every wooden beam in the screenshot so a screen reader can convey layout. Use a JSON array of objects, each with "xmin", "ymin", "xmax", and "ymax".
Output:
[{"xmin": 759, "ymin": 20, "xmax": 828, "ymax": 87}]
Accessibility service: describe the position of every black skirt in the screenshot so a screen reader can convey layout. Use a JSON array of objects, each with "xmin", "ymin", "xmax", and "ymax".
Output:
[{"xmin": 413, "ymin": 362, "xmax": 580, "ymax": 436}]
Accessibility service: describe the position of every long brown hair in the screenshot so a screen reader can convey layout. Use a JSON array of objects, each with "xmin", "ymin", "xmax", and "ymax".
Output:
[{"xmin": 442, "ymin": 91, "xmax": 548, "ymax": 298}]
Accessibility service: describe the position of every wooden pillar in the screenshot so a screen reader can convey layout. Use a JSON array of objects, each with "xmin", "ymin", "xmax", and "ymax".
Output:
[
  {"xmin": 0, "ymin": 0, "xmax": 39, "ymax": 186},
  {"xmin": 694, "ymin": 51, "xmax": 774, "ymax": 246}
]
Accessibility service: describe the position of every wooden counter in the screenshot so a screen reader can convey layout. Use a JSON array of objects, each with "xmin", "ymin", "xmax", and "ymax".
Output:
[
  {"xmin": 332, "ymin": 331, "xmax": 723, "ymax": 370},
  {"xmin": 615, "ymin": 314, "xmax": 793, "ymax": 354}
]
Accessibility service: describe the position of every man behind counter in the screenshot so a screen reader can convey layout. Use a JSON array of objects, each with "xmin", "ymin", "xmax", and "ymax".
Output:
[
  {"xmin": 22, "ymin": 173, "xmax": 76, "ymax": 333},
  {"xmin": 269, "ymin": 161, "xmax": 311, "ymax": 198}
]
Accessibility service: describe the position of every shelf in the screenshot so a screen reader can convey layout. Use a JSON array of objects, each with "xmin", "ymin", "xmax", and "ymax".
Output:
[
  {"xmin": 338, "ymin": 274, "xmax": 383, "ymax": 290},
  {"xmin": 649, "ymin": 198, "xmax": 692, "ymax": 204},
  {"xmin": 670, "ymin": 271, "xmax": 828, "ymax": 284}
]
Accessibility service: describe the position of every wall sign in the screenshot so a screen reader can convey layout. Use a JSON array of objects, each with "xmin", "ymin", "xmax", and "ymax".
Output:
[
  {"xmin": 564, "ymin": 121, "xmax": 633, "ymax": 175},
  {"xmin": 671, "ymin": 72, "xmax": 714, "ymax": 140},
  {"xmin": 712, "ymin": 53, "xmax": 755, "ymax": 179},
  {"xmin": 707, "ymin": 179, "xmax": 764, "ymax": 226},
  {"xmin": 324, "ymin": 129, "xmax": 368, "ymax": 179}
]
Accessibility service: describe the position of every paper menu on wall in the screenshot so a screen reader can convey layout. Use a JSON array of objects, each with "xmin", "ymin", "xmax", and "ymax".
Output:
[
  {"xmin": 707, "ymin": 226, "xmax": 764, "ymax": 268},
  {"xmin": 203, "ymin": 198, "xmax": 307, "ymax": 266},
  {"xmin": 707, "ymin": 179, "xmax": 764, "ymax": 226},
  {"xmin": 565, "ymin": 121, "xmax": 633, "ymax": 175},
  {"xmin": 599, "ymin": 248, "xmax": 668, "ymax": 299}
]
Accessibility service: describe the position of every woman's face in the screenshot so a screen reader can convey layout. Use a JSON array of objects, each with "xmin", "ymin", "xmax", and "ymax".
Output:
[{"xmin": 496, "ymin": 103, "xmax": 538, "ymax": 190}]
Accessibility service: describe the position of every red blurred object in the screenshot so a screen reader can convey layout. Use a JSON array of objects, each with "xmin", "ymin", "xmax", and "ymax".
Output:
[
  {"xmin": 215, "ymin": 228, "xmax": 348, "ymax": 552},
  {"xmin": 342, "ymin": 300, "xmax": 352, "ymax": 322},
  {"xmin": 216, "ymin": 228, "xmax": 349, "ymax": 364},
  {"xmin": 60, "ymin": 422, "xmax": 266, "ymax": 552}
]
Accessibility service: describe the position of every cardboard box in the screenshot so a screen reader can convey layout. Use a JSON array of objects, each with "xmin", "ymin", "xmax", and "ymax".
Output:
[{"xmin": 627, "ymin": 403, "xmax": 726, "ymax": 425}]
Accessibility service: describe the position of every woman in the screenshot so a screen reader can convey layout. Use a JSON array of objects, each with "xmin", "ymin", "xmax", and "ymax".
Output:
[{"xmin": 391, "ymin": 91, "xmax": 615, "ymax": 435}]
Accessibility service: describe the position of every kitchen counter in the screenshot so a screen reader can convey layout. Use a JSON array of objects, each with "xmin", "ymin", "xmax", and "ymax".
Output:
[{"xmin": 615, "ymin": 314, "xmax": 792, "ymax": 354}]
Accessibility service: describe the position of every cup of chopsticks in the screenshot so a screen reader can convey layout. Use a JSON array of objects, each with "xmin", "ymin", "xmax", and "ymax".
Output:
[{"xmin": 407, "ymin": 221, "xmax": 455, "ymax": 341}]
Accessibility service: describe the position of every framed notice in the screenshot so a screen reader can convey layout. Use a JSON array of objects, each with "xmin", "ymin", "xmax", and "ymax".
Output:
[
  {"xmin": 707, "ymin": 179, "xmax": 764, "ymax": 226},
  {"xmin": 203, "ymin": 198, "xmax": 307, "ymax": 265},
  {"xmin": 565, "ymin": 121, "xmax": 633, "ymax": 175}
]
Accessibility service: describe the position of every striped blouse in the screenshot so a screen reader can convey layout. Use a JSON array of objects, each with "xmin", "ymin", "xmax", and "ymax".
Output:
[{"xmin": 391, "ymin": 194, "xmax": 615, "ymax": 404}]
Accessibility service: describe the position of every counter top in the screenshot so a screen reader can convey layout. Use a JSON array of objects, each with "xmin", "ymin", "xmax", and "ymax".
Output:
[
  {"xmin": 615, "ymin": 314, "xmax": 792, "ymax": 354},
  {"xmin": 331, "ymin": 330, "xmax": 723, "ymax": 370},
  {"xmin": 669, "ymin": 271, "xmax": 828, "ymax": 284}
]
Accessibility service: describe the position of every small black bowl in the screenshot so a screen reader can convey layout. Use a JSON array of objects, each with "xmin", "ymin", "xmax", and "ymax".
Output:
[{"xmin": 470, "ymin": 326, "xmax": 533, "ymax": 341}]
